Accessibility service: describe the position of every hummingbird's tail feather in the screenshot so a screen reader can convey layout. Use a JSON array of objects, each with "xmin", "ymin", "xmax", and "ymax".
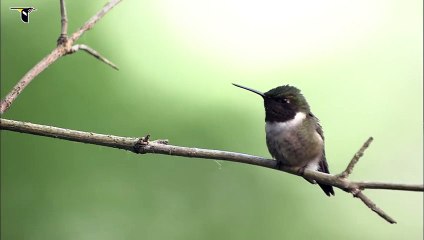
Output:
[
  {"xmin": 318, "ymin": 183, "xmax": 335, "ymax": 196},
  {"xmin": 318, "ymin": 158, "xmax": 335, "ymax": 196}
]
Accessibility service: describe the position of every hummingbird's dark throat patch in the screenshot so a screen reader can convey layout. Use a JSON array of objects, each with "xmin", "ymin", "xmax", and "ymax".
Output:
[{"xmin": 264, "ymin": 98, "xmax": 297, "ymax": 122}]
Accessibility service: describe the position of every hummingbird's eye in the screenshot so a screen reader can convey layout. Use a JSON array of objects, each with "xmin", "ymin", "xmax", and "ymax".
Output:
[{"xmin": 282, "ymin": 98, "xmax": 290, "ymax": 104}]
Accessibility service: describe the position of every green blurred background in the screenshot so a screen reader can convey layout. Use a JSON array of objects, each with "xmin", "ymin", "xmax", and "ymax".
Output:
[{"xmin": 1, "ymin": 0, "xmax": 423, "ymax": 239}]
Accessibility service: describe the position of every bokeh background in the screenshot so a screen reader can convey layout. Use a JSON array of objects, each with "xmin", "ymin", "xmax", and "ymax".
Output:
[{"xmin": 1, "ymin": 0, "xmax": 423, "ymax": 239}]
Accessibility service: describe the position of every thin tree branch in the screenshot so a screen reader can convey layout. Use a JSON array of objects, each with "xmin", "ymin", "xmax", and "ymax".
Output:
[
  {"xmin": 0, "ymin": 0, "xmax": 122, "ymax": 114},
  {"xmin": 352, "ymin": 189, "xmax": 397, "ymax": 224},
  {"xmin": 1, "ymin": 118, "xmax": 422, "ymax": 224},
  {"xmin": 338, "ymin": 137, "xmax": 374, "ymax": 178},
  {"xmin": 69, "ymin": 0, "xmax": 122, "ymax": 43},
  {"xmin": 0, "ymin": 48, "xmax": 68, "ymax": 113},
  {"xmin": 71, "ymin": 44, "xmax": 119, "ymax": 70},
  {"xmin": 57, "ymin": 0, "xmax": 68, "ymax": 45},
  {"xmin": 355, "ymin": 181, "xmax": 424, "ymax": 191}
]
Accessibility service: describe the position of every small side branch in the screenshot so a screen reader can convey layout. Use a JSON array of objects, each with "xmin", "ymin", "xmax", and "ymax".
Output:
[
  {"xmin": 57, "ymin": 0, "xmax": 69, "ymax": 45},
  {"xmin": 1, "ymin": 118, "xmax": 422, "ymax": 224},
  {"xmin": 352, "ymin": 189, "xmax": 397, "ymax": 224},
  {"xmin": 71, "ymin": 44, "xmax": 119, "ymax": 70},
  {"xmin": 338, "ymin": 137, "xmax": 374, "ymax": 178},
  {"xmin": 356, "ymin": 181, "xmax": 424, "ymax": 191}
]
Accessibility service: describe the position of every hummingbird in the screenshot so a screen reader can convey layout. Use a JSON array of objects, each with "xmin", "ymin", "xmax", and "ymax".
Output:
[{"xmin": 233, "ymin": 83, "xmax": 334, "ymax": 196}]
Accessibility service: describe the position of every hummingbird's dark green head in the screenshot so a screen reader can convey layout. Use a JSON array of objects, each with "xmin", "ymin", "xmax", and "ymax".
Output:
[{"xmin": 233, "ymin": 83, "xmax": 310, "ymax": 122}]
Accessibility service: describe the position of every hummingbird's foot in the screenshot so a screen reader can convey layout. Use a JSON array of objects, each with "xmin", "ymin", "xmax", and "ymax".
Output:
[
  {"xmin": 297, "ymin": 166, "xmax": 317, "ymax": 184},
  {"xmin": 303, "ymin": 177, "xmax": 317, "ymax": 185},
  {"xmin": 275, "ymin": 160, "xmax": 292, "ymax": 171},
  {"xmin": 276, "ymin": 160, "xmax": 283, "ymax": 170}
]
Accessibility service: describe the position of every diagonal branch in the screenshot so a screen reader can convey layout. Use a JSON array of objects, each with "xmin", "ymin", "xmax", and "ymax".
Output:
[
  {"xmin": 0, "ymin": 48, "xmax": 68, "ymax": 113},
  {"xmin": 1, "ymin": 118, "xmax": 422, "ymax": 224},
  {"xmin": 352, "ymin": 190, "xmax": 397, "ymax": 224},
  {"xmin": 0, "ymin": 0, "xmax": 122, "ymax": 114},
  {"xmin": 69, "ymin": 0, "xmax": 122, "ymax": 43}
]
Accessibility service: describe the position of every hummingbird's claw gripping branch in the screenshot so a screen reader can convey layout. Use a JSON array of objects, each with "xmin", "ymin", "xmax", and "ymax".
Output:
[{"xmin": 294, "ymin": 166, "xmax": 317, "ymax": 184}]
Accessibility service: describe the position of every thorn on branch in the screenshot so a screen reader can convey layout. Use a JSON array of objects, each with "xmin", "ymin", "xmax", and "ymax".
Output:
[
  {"xmin": 142, "ymin": 134, "xmax": 150, "ymax": 143},
  {"xmin": 70, "ymin": 44, "xmax": 119, "ymax": 70},
  {"xmin": 133, "ymin": 135, "xmax": 170, "ymax": 153}
]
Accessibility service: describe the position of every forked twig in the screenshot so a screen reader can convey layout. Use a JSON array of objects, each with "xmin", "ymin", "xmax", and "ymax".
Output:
[
  {"xmin": 0, "ymin": 0, "xmax": 122, "ymax": 114},
  {"xmin": 338, "ymin": 138, "xmax": 396, "ymax": 223}
]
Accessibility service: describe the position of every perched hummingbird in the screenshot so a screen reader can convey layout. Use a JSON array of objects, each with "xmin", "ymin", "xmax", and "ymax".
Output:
[{"xmin": 233, "ymin": 83, "xmax": 334, "ymax": 196}]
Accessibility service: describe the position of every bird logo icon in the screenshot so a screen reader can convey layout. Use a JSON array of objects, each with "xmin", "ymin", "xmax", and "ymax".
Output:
[{"xmin": 10, "ymin": 7, "xmax": 36, "ymax": 23}]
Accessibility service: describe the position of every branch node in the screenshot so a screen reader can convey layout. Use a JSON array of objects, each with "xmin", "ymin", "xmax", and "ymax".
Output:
[
  {"xmin": 133, "ymin": 136, "xmax": 149, "ymax": 154},
  {"xmin": 57, "ymin": 34, "xmax": 68, "ymax": 46},
  {"xmin": 351, "ymin": 188, "xmax": 361, "ymax": 196}
]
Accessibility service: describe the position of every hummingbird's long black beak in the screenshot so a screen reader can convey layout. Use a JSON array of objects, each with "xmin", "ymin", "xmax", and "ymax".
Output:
[{"xmin": 232, "ymin": 83, "xmax": 265, "ymax": 97}]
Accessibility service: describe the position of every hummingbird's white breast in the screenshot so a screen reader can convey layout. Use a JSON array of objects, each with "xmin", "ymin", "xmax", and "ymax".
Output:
[
  {"xmin": 266, "ymin": 111, "xmax": 306, "ymax": 132},
  {"xmin": 265, "ymin": 112, "xmax": 323, "ymax": 170}
]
